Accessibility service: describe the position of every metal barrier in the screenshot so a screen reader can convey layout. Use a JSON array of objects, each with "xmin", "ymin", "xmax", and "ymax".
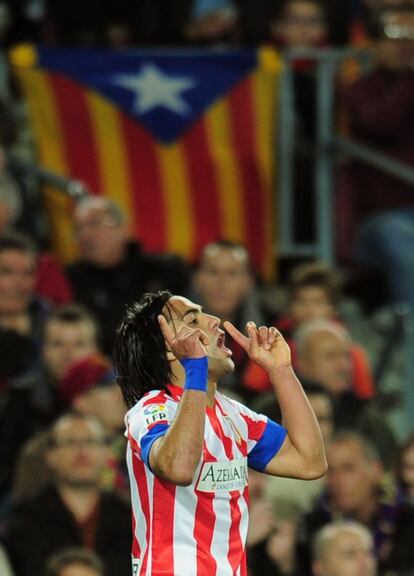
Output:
[
  {"xmin": 7, "ymin": 155, "xmax": 89, "ymax": 201},
  {"xmin": 279, "ymin": 47, "xmax": 414, "ymax": 434},
  {"xmin": 278, "ymin": 46, "xmax": 414, "ymax": 262}
]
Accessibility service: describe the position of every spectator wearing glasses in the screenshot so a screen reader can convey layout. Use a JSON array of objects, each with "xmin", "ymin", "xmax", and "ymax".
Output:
[{"xmin": 67, "ymin": 196, "xmax": 189, "ymax": 354}]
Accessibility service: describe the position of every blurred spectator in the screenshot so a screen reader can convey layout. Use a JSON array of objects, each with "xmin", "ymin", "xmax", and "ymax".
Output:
[
  {"xmin": 67, "ymin": 196, "xmax": 189, "ymax": 355},
  {"xmin": 3, "ymin": 0, "xmax": 46, "ymax": 45},
  {"xmin": 45, "ymin": 548, "xmax": 104, "ymax": 576},
  {"xmin": 255, "ymin": 382, "xmax": 332, "ymax": 514},
  {"xmin": 295, "ymin": 320, "xmax": 354, "ymax": 397},
  {"xmin": 192, "ymin": 239, "xmax": 273, "ymax": 400},
  {"xmin": 59, "ymin": 354, "xmax": 125, "ymax": 437},
  {"xmin": 246, "ymin": 469, "xmax": 275, "ymax": 551},
  {"xmin": 249, "ymin": 498, "xmax": 303, "ymax": 576},
  {"xmin": 0, "ymin": 305, "xmax": 99, "ymax": 500},
  {"xmin": 312, "ymin": 520, "xmax": 377, "ymax": 576},
  {"xmin": 269, "ymin": 0, "xmax": 329, "ymax": 52},
  {"xmin": 182, "ymin": 0, "xmax": 240, "ymax": 45},
  {"xmin": 339, "ymin": 1, "xmax": 414, "ymax": 278},
  {"xmin": 0, "ymin": 164, "xmax": 22, "ymax": 233},
  {"xmin": 59, "ymin": 354, "xmax": 128, "ymax": 495},
  {"xmin": 396, "ymin": 433, "xmax": 414, "ymax": 504},
  {"xmin": 297, "ymin": 432, "xmax": 414, "ymax": 575},
  {"xmin": 0, "ymin": 232, "xmax": 48, "ymax": 396},
  {"xmin": 278, "ymin": 261, "xmax": 375, "ymax": 399},
  {"xmin": 5, "ymin": 412, "xmax": 131, "ymax": 576},
  {"xmin": 295, "ymin": 319, "xmax": 397, "ymax": 467},
  {"xmin": 12, "ymin": 430, "xmax": 51, "ymax": 502},
  {"xmin": 304, "ymin": 382, "xmax": 335, "ymax": 442},
  {"xmin": 0, "ymin": 154, "xmax": 73, "ymax": 306}
]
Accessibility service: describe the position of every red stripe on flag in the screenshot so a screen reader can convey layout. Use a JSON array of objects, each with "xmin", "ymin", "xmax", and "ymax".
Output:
[
  {"xmin": 194, "ymin": 444, "xmax": 217, "ymax": 576},
  {"xmin": 228, "ymin": 78, "xmax": 266, "ymax": 275},
  {"xmin": 120, "ymin": 115, "xmax": 166, "ymax": 251},
  {"xmin": 131, "ymin": 456, "xmax": 150, "ymax": 573},
  {"xmin": 182, "ymin": 120, "xmax": 222, "ymax": 257},
  {"xmin": 49, "ymin": 74, "xmax": 101, "ymax": 193},
  {"xmin": 152, "ymin": 480, "xmax": 176, "ymax": 574}
]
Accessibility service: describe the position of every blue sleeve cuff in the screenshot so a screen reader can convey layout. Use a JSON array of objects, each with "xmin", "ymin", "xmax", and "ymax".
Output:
[
  {"xmin": 248, "ymin": 419, "xmax": 287, "ymax": 472},
  {"xmin": 181, "ymin": 356, "xmax": 208, "ymax": 392},
  {"xmin": 141, "ymin": 423, "xmax": 169, "ymax": 470}
]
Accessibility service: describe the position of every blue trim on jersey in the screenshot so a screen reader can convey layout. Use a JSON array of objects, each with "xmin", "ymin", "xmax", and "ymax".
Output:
[
  {"xmin": 248, "ymin": 419, "xmax": 287, "ymax": 472},
  {"xmin": 141, "ymin": 423, "xmax": 169, "ymax": 469}
]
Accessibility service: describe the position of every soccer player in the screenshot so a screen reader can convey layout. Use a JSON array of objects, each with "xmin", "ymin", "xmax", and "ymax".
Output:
[{"xmin": 114, "ymin": 291, "xmax": 327, "ymax": 576}]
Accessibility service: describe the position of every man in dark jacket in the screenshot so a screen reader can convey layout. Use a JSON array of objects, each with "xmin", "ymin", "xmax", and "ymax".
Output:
[
  {"xmin": 67, "ymin": 196, "xmax": 189, "ymax": 354},
  {"xmin": 5, "ymin": 412, "xmax": 131, "ymax": 576},
  {"xmin": 297, "ymin": 432, "xmax": 414, "ymax": 576}
]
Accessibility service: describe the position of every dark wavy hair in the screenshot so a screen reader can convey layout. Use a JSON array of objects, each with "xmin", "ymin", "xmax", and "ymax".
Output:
[{"xmin": 113, "ymin": 290, "xmax": 174, "ymax": 408}]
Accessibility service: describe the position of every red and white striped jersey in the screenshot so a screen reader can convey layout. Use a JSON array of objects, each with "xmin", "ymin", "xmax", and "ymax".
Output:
[{"xmin": 125, "ymin": 383, "xmax": 287, "ymax": 576}]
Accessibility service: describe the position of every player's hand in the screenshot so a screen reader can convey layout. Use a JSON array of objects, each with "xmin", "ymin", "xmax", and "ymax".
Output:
[
  {"xmin": 223, "ymin": 321, "xmax": 291, "ymax": 374},
  {"xmin": 158, "ymin": 315, "xmax": 209, "ymax": 360}
]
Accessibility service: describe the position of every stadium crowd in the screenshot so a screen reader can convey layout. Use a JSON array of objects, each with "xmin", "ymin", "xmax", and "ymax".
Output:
[{"xmin": 0, "ymin": 0, "xmax": 413, "ymax": 575}]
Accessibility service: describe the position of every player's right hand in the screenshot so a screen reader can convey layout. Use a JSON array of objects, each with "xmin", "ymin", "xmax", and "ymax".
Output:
[{"xmin": 158, "ymin": 315, "xmax": 209, "ymax": 360}]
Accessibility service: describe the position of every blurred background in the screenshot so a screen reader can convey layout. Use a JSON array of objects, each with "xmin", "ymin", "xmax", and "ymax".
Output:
[{"xmin": 0, "ymin": 1, "xmax": 414, "ymax": 576}]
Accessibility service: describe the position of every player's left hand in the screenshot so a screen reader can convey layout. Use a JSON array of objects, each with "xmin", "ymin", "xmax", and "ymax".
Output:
[{"xmin": 223, "ymin": 321, "xmax": 291, "ymax": 374}]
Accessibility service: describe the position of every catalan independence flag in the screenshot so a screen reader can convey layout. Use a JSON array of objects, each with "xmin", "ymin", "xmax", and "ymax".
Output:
[{"xmin": 11, "ymin": 45, "xmax": 281, "ymax": 279}]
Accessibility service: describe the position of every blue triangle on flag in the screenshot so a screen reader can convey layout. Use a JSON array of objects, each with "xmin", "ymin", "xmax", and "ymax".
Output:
[{"xmin": 37, "ymin": 47, "xmax": 257, "ymax": 144}]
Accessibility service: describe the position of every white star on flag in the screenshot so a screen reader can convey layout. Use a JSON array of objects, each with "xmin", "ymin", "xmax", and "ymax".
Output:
[{"xmin": 113, "ymin": 64, "xmax": 197, "ymax": 117}]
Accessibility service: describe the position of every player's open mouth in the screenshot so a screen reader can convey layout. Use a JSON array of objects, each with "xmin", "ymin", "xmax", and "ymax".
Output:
[{"xmin": 217, "ymin": 333, "xmax": 232, "ymax": 356}]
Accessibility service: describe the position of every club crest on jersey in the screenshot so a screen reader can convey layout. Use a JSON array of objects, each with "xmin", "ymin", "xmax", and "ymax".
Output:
[
  {"xmin": 224, "ymin": 416, "xmax": 243, "ymax": 446},
  {"xmin": 144, "ymin": 404, "xmax": 167, "ymax": 426},
  {"xmin": 196, "ymin": 457, "xmax": 248, "ymax": 492}
]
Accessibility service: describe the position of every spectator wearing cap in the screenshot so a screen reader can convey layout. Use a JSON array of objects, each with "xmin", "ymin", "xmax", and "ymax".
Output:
[{"xmin": 59, "ymin": 354, "xmax": 128, "ymax": 496}]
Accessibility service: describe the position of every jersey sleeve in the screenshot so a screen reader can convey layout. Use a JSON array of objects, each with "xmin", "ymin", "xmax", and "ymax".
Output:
[
  {"xmin": 233, "ymin": 400, "xmax": 287, "ymax": 472},
  {"xmin": 126, "ymin": 393, "xmax": 177, "ymax": 469}
]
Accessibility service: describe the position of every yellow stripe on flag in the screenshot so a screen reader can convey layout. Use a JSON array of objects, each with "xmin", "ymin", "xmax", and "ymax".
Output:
[
  {"xmin": 204, "ymin": 98, "xmax": 245, "ymax": 244},
  {"xmin": 16, "ymin": 69, "xmax": 67, "ymax": 174},
  {"xmin": 15, "ymin": 67, "xmax": 77, "ymax": 261},
  {"xmin": 158, "ymin": 143, "xmax": 194, "ymax": 259},
  {"xmin": 86, "ymin": 91, "xmax": 134, "ymax": 225},
  {"xmin": 252, "ymin": 48, "xmax": 282, "ymax": 280}
]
